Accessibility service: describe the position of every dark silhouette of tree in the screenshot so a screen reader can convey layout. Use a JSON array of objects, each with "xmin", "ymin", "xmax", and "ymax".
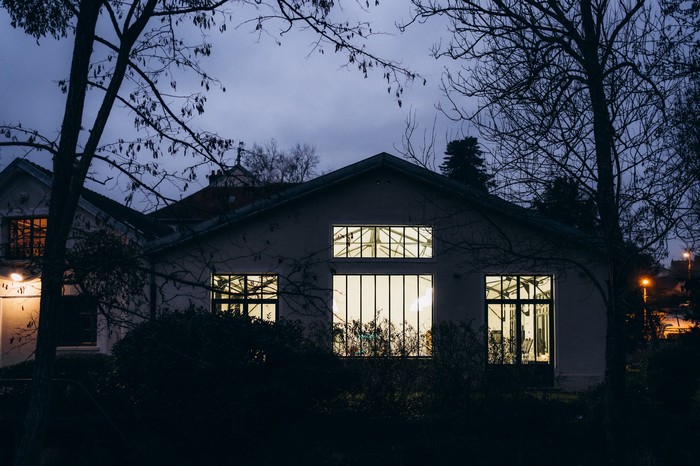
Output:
[
  {"xmin": 670, "ymin": 81, "xmax": 700, "ymax": 245},
  {"xmin": 245, "ymin": 140, "xmax": 320, "ymax": 184},
  {"xmin": 439, "ymin": 137, "xmax": 494, "ymax": 192},
  {"xmin": 531, "ymin": 176, "xmax": 598, "ymax": 233},
  {"xmin": 0, "ymin": 2, "xmax": 414, "ymax": 464},
  {"xmin": 405, "ymin": 0, "xmax": 691, "ymax": 457}
]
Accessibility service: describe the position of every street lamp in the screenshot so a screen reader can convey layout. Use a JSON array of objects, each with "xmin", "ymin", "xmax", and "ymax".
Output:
[
  {"xmin": 640, "ymin": 277, "xmax": 651, "ymax": 341},
  {"xmin": 683, "ymin": 249, "xmax": 692, "ymax": 279}
]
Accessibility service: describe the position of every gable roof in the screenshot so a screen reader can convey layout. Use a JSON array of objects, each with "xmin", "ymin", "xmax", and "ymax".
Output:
[
  {"xmin": 0, "ymin": 158, "xmax": 172, "ymax": 240},
  {"xmin": 147, "ymin": 152, "xmax": 604, "ymax": 254}
]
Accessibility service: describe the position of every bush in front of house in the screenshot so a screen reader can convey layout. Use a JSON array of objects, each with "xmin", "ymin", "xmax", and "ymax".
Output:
[
  {"xmin": 110, "ymin": 308, "xmax": 342, "ymax": 465},
  {"xmin": 429, "ymin": 320, "xmax": 485, "ymax": 412},
  {"xmin": 641, "ymin": 330, "xmax": 700, "ymax": 409}
]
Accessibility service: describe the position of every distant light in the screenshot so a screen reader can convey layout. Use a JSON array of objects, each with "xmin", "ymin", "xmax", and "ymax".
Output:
[
  {"xmin": 10, "ymin": 273, "xmax": 23, "ymax": 282},
  {"xmin": 641, "ymin": 278, "xmax": 651, "ymax": 287}
]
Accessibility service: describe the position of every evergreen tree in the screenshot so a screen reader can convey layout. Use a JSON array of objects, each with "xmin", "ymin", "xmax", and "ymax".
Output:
[
  {"xmin": 439, "ymin": 137, "xmax": 494, "ymax": 192},
  {"xmin": 531, "ymin": 176, "xmax": 598, "ymax": 233}
]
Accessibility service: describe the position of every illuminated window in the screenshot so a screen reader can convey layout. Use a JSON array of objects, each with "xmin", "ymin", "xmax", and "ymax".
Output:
[
  {"xmin": 333, "ymin": 275, "xmax": 433, "ymax": 357},
  {"xmin": 332, "ymin": 226, "xmax": 432, "ymax": 258},
  {"xmin": 486, "ymin": 275, "xmax": 552, "ymax": 365},
  {"xmin": 58, "ymin": 295, "xmax": 97, "ymax": 347},
  {"xmin": 211, "ymin": 274, "xmax": 278, "ymax": 321},
  {"xmin": 7, "ymin": 217, "xmax": 47, "ymax": 259}
]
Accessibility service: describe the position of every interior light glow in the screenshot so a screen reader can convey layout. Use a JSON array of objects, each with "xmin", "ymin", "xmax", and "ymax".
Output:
[
  {"xmin": 410, "ymin": 288, "xmax": 433, "ymax": 312},
  {"xmin": 10, "ymin": 273, "xmax": 23, "ymax": 282}
]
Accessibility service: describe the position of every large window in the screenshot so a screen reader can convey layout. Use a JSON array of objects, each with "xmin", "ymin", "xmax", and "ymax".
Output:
[
  {"xmin": 7, "ymin": 217, "xmax": 47, "ymax": 259},
  {"xmin": 332, "ymin": 226, "xmax": 432, "ymax": 258},
  {"xmin": 332, "ymin": 274, "xmax": 433, "ymax": 356},
  {"xmin": 211, "ymin": 274, "xmax": 278, "ymax": 321},
  {"xmin": 486, "ymin": 275, "xmax": 552, "ymax": 364},
  {"xmin": 58, "ymin": 295, "xmax": 97, "ymax": 347}
]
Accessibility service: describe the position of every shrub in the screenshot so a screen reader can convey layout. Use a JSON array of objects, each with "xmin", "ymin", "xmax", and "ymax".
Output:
[
  {"xmin": 641, "ymin": 331, "xmax": 700, "ymax": 408},
  {"xmin": 110, "ymin": 309, "xmax": 341, "ymax": 464},
  {"xmin": 429, "ymin": 320, "xmax": 485, "ymax": 411}
]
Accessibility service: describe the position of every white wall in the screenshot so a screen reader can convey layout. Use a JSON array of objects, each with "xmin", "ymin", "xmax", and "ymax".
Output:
[{"xmin": 153, "ymin": 164, "xmax": 608, "ymax": 389}]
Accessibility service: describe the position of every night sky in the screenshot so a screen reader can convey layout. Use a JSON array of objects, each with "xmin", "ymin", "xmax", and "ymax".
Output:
[{"xmin": 0, "ymin": 2, "xmax": 464, "ymax": 206}]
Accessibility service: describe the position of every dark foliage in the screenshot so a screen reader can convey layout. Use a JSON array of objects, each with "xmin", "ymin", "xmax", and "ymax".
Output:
[
  {"xmin": 531, "ymin": 176, "xmax": 598, "ymax": 233},
  {"xmin": 640, "ymin": 330, "xmax": 700, "ymax": 409},
  {"xmin": 439, "ymin": 137, "xmax": 494, "ymax": 192},
  {"xmin": 110, "ymin": 309, "xmax": 342, "ymax": 465}
]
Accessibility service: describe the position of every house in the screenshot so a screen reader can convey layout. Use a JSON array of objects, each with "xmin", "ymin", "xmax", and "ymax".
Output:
[
  {"xmin": 147, "ymin": 152, "xmax": 608, "ymax": 390},
  {"xmin": 1, "ymin": 153, "xmax": 608, "ymax": 390},
  {"xmin": 0, "ymin": 158, "xmax": 171, "ymax": 367}
]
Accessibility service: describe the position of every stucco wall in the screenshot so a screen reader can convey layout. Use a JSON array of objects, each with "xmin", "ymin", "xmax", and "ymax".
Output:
[
  {"xmin": 153, "ymin": 164, "xmax": 608, "ymax": 389},
  {"xmin": 0, "ymin": 171, "xmax": 123, "ymax": 366}
]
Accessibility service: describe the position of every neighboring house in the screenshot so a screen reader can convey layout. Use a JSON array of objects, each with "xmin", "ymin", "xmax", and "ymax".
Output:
[
  {"xmin": 0, "ymin": 158, "xmax": 171, "ymax": 367},
  {"xmin": 148, "ymin": 153, "xmax": 608, "ymax": 390},
  {"xmin": 149, "ymin": 163, "xmax": 296, "ymax": 230}
]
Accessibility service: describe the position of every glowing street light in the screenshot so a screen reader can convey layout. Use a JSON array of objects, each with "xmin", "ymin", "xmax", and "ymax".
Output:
[
  {"xmin": 683, "ymin": 249, "xmax": 692, "ymax": 279},
  {"xmin": 640, "ymin": 277, "xmax": 651, "ymax": 341},
  {"xmin": 640, "ymin": 277, "xmax": 651, "ymax": 303},
  {"xmin": 10, "ymin": 272, "xmax": 23, "ymax": 282}
]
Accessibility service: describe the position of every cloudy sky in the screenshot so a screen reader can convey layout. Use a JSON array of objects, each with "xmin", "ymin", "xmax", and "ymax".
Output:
[{"xmin": 0, "ymin": 2, "xmax": 469, "ymax": 205}]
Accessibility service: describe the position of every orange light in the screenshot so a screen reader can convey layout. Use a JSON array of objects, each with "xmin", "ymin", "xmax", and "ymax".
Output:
[
  {"xmin": 640, "ymin": 278, "xmax": 651, "ymax": 287},
  {"xmin": 683, "ymin": 251, "xmax": 691, "ymax": 259}
]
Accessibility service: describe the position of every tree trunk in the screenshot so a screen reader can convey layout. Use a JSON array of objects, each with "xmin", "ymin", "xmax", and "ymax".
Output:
[
  {"xmin": 579, "ymin": 1, "xmax": 628, "ymax": 461},
  {"xmin": 12, "ymin": 2, "xmax": 101, "ymax": 465}
]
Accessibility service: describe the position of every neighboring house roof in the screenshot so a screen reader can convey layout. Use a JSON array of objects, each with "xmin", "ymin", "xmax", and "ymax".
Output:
[
  {"xmin": 0, "ymin": 158, "xmax": 172, "ymax": 240},
  {"xmin": 148, "ymin": 183, "xmax": 297, "ymax": 224},
  {"xmin": 147, "ymin": 152, "xmax": 604, "ymax": 254}
]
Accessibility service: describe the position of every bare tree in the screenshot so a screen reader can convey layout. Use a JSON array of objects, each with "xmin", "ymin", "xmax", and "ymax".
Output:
[
  {"xmin": 404, "ymin": 0, "xmax": 691, "ymax": 456},
  {"xmin": 0, "ymin": 1, "xmax": 414, "ymax": 463},
  {"xmin": 244, "ymin": 139, "xmax": 320, "ymax": 183}
]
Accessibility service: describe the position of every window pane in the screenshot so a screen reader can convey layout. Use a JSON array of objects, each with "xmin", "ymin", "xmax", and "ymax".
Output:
[
  {"xmin": 536, "ymin": 276, "xmax": 551, "ymax": 299},
  {"xmin": 501, "ymin": 276, "xmax": 518, "ymax": 299},
  {"xmin": 211, "ymin": 274, "xmax": 277, "ymax": 322},
  {"xmin": 390, "ymin": 275, "xmax": 405, "ymax": 354},
  {"xmin": 485, "ymin": 276, "xmax": 501, "ymax": 299},
  {"xmin": 58, "ymin": 295, "xmax": 97, "ymax": 347},
  {"xmin": 346, "ymin": 275, "xmax": 361, "ymax": 355},
  {"xmin": 419, "ymin": 227, "xmax": 433, "ymax": 258},
  {"xmin": 418, "ymin": 275, "xmax": 433, "ymax": 356},
  {"xmin": 332, "ymin": 225, "xmax": 433, "ymax": 259},
  {"xmin": 404, "ymin": 227, "xmax": 419, "ymax": 258},
  {"xmin": 519, "ymin": 276, "xmax": 536, "ymax": 300},
  {"xmin": 521, "ymin": 304, "xmax": 535, "ymax": 363},
  {"xmin": 485, "ymin": 275, "xmax": 553, "ymax": 365},
  {"xmin": 334, "ymin": 275, "xmax": 433, "ymax": 357},
  {"xmin": 333, "ymin": 226, "xmax": 347, "ymax": 257},
  {"xmin": 332, "ymin": 276, "xmax": 347, "ymax": 355},
  {"xmin": 376, "ymin": 227, "xmax": 391, "ymax": 258},
  {"xmin": 390, "ymin": 227, "xmax": 405, "ymax": 257},
  {"xmin": 8, "ymin": 217, "xmax": 47, "ymax": 259},
  {"xmin": 347, "ymin": 226, "xmax": 362, "ymax": 258},
  {"xmin": 229, "ymin": 275, "xmax": 245, "ymax": 298},
  {"xmin": 536, "ymin": 304, "xmax": 550, "ymax": 362},
  {"xmin": 361, "ymin": 227, "xmax": 375, "ymax": 258},
  {"xmin": 375, "ymin": 275, "xmax": 390, "ymax": 324}
]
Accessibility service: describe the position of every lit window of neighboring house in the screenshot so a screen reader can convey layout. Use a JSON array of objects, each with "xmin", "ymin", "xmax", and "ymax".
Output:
[
  {"xmin": 58, "ymin": 295, "xmax": 98, "ymax": 347},
  {"xmin": 332, "ymin": 226, "xmax": 433, "ymax": 258},
  {"xmin": 211, "ymin": 274, "xmax": 278, "ymax": 321},
  {"xmin": 333, "ymin": 274, "xmax": 433, "ymax": 357},
  {"xmin": 486, "ymin": 275, "xmax": 553, "ymax": 365},
  {"xmin": 7, "ymin": 217, "xmax": 47, "ymax": 259}
]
